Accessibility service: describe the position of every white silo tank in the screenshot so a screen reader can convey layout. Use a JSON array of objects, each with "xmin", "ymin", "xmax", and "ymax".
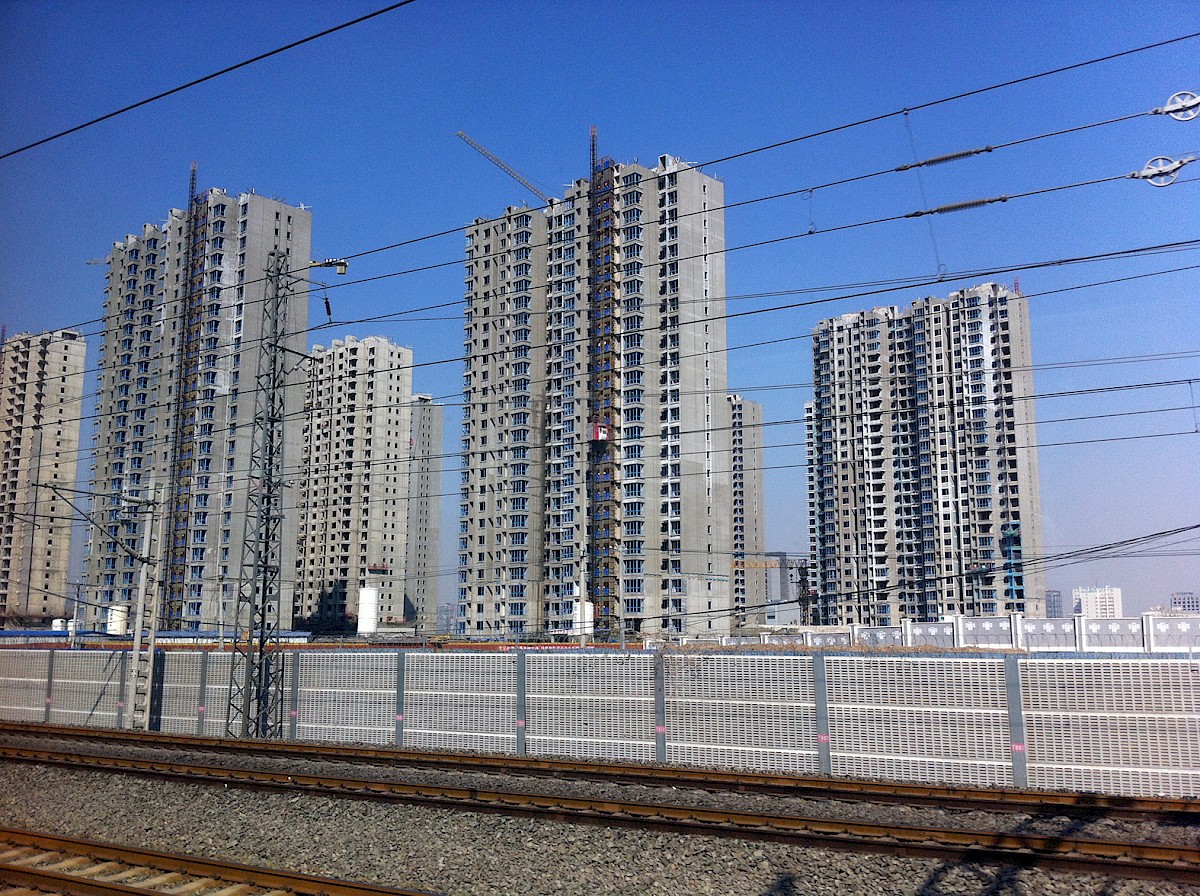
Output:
[
  {"xmin": 357, "ymin": 587, "xmax": 379, "ymax": 636},
  {"xmin": 106, "ymin": 605, "xmax": 129, "ymax": 636}
]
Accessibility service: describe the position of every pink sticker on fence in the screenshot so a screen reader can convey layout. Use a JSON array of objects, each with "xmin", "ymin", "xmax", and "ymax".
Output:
[{"xmin": 1012, "ymin": 743, "xmax": 1026, "ymax": 753}]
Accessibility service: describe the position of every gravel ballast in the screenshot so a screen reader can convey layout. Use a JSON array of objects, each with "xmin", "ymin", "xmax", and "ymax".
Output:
[{"xmin": 1, "ymin": 763, "xmax": 1197, "ymax": 896}]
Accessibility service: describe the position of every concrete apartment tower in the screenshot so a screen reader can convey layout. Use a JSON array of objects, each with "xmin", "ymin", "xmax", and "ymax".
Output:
[
  {"xmin": 0, "ymin": 329, "xmax": 86, "ymax": 624},
  {"xmin": 458, "ymin": 153, "xmax": 745, "ymax": 639},
  {"xmin": 84, "ymin": 189, "xmax": 311, "ymax": 632},
  {"xmin": 295, "ymin": 336, "xmax": 443, "ymax": 634},
  {"xmin": 729, "ymin": 393, "xmax": 766, "ymax": 626},
  {"xmin": 806, "ymin": 283, "xmax": 1044, "ymax": 625}
]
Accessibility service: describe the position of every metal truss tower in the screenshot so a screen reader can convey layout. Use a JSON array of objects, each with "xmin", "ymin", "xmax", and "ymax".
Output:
[{"xmin": 226, "ymin": 250, "xmax": 292, "ymax": 738}]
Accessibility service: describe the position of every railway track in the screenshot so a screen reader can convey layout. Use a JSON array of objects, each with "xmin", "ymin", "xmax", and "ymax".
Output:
[
  {"xmin": 4, "ymin": 722, "xmax": 1193, "ymax": 822},
  {"xmin": 0, "ymin": 826, "xmax": 440, "ymax": 896},
  {"xmin": 1, "ymin": 741, "xmax": 1197, "ymax": 885}
]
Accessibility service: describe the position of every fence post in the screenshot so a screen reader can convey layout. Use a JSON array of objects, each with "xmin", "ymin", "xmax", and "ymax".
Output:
[
  {"xmin": 1073, "ymin": 615, "xmax": 1088, "ymax": 652},
  {"xmin": 43, "ymin": 650, "xmax": 56, "ymax": 723},
  {"xmin": 654, "ymin": 651, "xmax": 666, "ymax": 762},
  {"xmin": 515, "ymin": 651, "xmax": 527, "ymax": 756},
  {"xmin": 116, "ymin": 651, "xmax": 129, "ymax": 730},
  {"xmin": 1004, "ymin": 654, "xmax": 1029, "ymax": 788},
  {"xmin": 1142, "ymin": 616, "xmax": 1156, "ymax": 654},
  {"xmin": 813, "ymin": 652, "xmax": 832, "ymax": 775},
  {"xmin": 395, "ymin": 650, "xmax": 406, "ymax": 747},
  {"xmin": 196, "ymin": 651, "xmax": 209, "ymax": 736},
  {"xmin": 288, "ymin": 652, "xmax": 300, "ymax": 740}
]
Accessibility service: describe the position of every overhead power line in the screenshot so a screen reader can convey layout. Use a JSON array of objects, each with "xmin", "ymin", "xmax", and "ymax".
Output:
[
  {"xmin": 0, "ymin": 1, "xmax": 420, "ymax": 161},
  {"xmin": 22, "ymin": 253, "xmax": 1200, "ymax": 452}
]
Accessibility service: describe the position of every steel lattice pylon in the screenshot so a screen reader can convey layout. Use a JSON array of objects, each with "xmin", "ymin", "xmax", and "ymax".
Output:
[{"xmin": 226, "ymin": 250, "xmax": 292, "ymax": 738}]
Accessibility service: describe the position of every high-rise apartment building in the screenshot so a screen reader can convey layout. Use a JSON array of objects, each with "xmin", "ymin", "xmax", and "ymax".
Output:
[
  {"xmin": 0, "ymin": 330, "xmax": 86, "ymax": 624},
  {"xmin": 296, "ymin": 336, "xmax": 443, "ymax": 634},
  {"xmin": 806, "ymin": 283, "xmax": 1043, "ymax": 625},
  {"xmin": 1073, "ymin": 585, "xmax": 1123, "ymax": 618},
  {"xmin": 84, "ymin": 188, "xmax": 311, "ymax": 632},
  {"xmin": 458, "ymin": 153, "xmax": 748, "ymax": 639},
  {"xmin": 729, "ymin": 393, "xmax": 766, "ymax": 626}
]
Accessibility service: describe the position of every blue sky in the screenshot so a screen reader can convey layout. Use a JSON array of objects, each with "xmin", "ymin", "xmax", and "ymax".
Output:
[{"xmin": 1, "ymin": 1, "xmax": 1196, "ymax": 613}]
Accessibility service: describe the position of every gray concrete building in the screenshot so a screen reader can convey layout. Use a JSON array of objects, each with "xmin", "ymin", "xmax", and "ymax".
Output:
[
  {"xmin": 83, "ymin": 189, "xmax": 311, "ymax": 632},
  {"xmin": 458, "ymin": 154, "xmax": 743, "ymax": 639},
  {"xmin": 806, "ymin": 283, "xmax": 1044, "ymax": 625},
  {"xmin": 729, "ymin": 393, "xmax": 766, "ymax": 626},
  {"xmin": 0, "ymin": 329, "xmax": 86, "ymax": 625},
  {"xmin": 1044, "ymin": 588, "xmax": 1066, "ymax": 618},
  {"xmin": 763, "ymin": 552, "xmax": 812, "ymax": 626},
  {"xmin": 295, "ymin": 336, "xmax": 443, "ymax": 634}
]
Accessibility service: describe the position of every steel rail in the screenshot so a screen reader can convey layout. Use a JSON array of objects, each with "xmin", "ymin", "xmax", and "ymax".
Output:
[
  {"xmin": 0, "ymin": 826, "xmax": 440, "ymax": 896},
  {"xmin": 3, "ymin": 721, "xmax": 1194, "ymax": 822},
  {"xmin": 2, "ymin": 744, "xmax": 1197, "ymax": 884}
]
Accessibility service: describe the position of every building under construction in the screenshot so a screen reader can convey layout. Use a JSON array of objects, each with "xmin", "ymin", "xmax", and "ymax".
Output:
[
  {"xmin": 458, "ymin": 151, "xmax": 761, "ymax": 640},
  {"xmin": 83, "ymin": 188, "xmax": 312, "ymax": 635},
  {"xmin": 0, "ymin": 329, "xmax": 86, "ymax": 625}
]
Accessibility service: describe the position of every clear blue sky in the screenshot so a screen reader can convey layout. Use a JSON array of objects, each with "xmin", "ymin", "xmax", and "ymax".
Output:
[{"xmin": 1, "ymin": 1, "xmax": 1196, "ymax": 614}]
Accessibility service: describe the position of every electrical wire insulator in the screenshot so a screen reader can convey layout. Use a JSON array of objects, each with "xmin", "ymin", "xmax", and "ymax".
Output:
[
  {"xmin": 896, "ymin": 146, "xmax": 994, "ymax": 171},
  {"xmin": 907, "ymin": 195, "xmax": 1008, "ymax": 217}
]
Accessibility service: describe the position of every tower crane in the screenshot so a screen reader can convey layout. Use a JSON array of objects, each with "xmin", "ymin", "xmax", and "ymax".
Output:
[{"xmin": 456, "ymin": 131, "xmax": 554, "ymax": 206}]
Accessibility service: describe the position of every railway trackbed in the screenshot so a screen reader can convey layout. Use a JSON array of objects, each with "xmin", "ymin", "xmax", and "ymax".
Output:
[
  {"xmin": 4, "ymin": 722, "xmax": 1194, "ymax": 823},
  {"xmin": 1, "ymin": 741, "xmax": 1197, "ymax": 884},
  {"xmin": 0, "ymin": 826, "xmax": 440, "ymax": 896}
]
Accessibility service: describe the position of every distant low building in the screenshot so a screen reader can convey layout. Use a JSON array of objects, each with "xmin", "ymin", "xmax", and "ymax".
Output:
[{"xmin": 1171, "ymin": 591, "xmax": 1199, "ymax": 614}]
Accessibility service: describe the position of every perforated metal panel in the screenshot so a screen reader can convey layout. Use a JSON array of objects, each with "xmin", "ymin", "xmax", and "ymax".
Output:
[
  {"xmin": 526, "ymin": 653, "xmax": 654, "ymax": 760},
  {"xmin": 404, "ymin": 652, "xmax": 517, "ymax": 753},
  {"xmin": 1027, "ymin": 765, "xmax": 1200, "ymax": 798},
  {"xmin": 199, "ymin": 651, "xmax": 233, "ymax": 738},
  {"xmin": 1021, "ymin": 659, "xmax": 1200, "ymax": 797},
  {"xmin": 826, "ymin": 657, "xmax": 1013, "ymax": 787},
  {"xmin": 827, "ymin": 657, "xmax": 1007, "ymax": 707},
  {"xmin": 46, "ymin": 651, "xmax": 123, "ymax": 728},
  {"xmin": 664, "ymin": 655, "xmax": 818, "ymax": 771},
  {"xmin": 295, "ymin": 651, "xmax": 398, "ymax": 745},
  {"xmin": 1021, "ymin": 660, "xmax": 1200, "ymax": 713},
  {"xmin": 156, "ymin": 652, "xmax": 205, "ymax": 734},
  {"xmin": 0, "ymin": 650, "xmax": 51, "ymax": 721},
  {"xmin": 832, "ymin": 753, "xmax": 1013, "ymax": 787}
]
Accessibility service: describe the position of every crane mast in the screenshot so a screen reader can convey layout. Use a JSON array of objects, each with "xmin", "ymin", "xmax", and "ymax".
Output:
[{"xmin": 456, "ymin": 131, "xmax": 554, "ymax": 206}]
